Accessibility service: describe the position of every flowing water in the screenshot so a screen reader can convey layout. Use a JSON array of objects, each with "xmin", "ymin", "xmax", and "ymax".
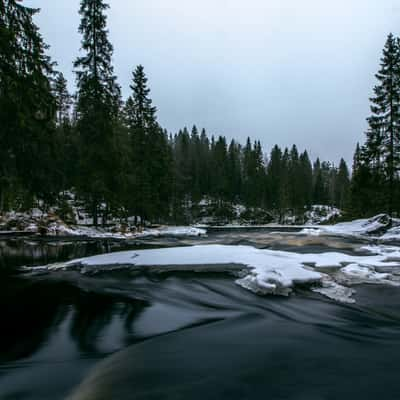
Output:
[{"xmin": 0, "ymin": 229, "xmax": 399, "ymax": 400}]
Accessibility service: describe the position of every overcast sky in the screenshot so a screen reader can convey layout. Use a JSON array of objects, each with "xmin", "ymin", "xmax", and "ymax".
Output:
[{"xmin": 25, "ymin": 0, "xmax": 400, "ymax": 165}]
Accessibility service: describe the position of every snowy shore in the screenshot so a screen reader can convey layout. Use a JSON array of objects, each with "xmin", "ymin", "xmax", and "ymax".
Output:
[{"xmin": 300, "ymin": 214, "xmax": 400, "ymax": 243}]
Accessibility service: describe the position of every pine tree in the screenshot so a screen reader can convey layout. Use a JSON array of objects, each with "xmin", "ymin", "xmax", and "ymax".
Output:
[
  {"xmin": 198, "ymin": 128, "xmax": 211, "ymax": 196},
  {"xmin": 298, "ymin": 151, "xmax": 313, "ymax": 209},
  {"xmin": 227, "ymin": 140, "xmax": 242, "ymax": 202},
  {"xmin": 123, "ymin": 65, "xmax": 172, "ymax": 223},
  {"xmin": 365, "ymin": 33, "xmax": 400, "ymax": 215},
  {"xmin": 51, "ymin": 72, "xmax": 77, "ymax": 195},
  {"xmin": 0, "ymin": 0, "xmax": 56, "ymax": 210},
  {"xmin": 189, "ymin": 125, "xmax": 202, "ymax": 201},
  {"xmin": 53, "ymin": 72, "xmax": 72, "ymax": 126},
  {"xmin": 288, "ymin": 145, "xmax": 300, "ymax": 210},
  {"xmin": 279, "ymin": 148, "xmax": 290, "ymax": 220},
  {"xmin": 313, "ymin": 158, "xmax": 326, "ymax": 205},
  {"xmin": 212, "ymin": 136, "xmax": 229, "ymax": 201},
  {"xmin": 74, "ymin": 0, "xmax": 121, "ymax": 225},
  {"xmin": 334, "ymin": 158, "xmax": 350, "ymax": 210},
  {"xmin": 266, "ymin": 145, "xmax": 283, "ymax": 210}
]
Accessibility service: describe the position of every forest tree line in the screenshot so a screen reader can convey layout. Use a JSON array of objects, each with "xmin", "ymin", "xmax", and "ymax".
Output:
[{"xmin": 0, "ymin": 0, "xmax": 398, "ymax": 225}]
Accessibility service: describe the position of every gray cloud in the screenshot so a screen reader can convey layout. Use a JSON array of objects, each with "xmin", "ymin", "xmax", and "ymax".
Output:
[{"xmin": 25, "ymin": 0, "xmax": 400, "ymax": 164}]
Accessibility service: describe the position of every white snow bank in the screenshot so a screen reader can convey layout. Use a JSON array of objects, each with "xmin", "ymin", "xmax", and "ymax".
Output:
[
  {"xmin": 136, "ymin": 226, "xmax": 206, "ymax": 238},
  {"xmin": 61, "ymin": 225, "xmax": 206, "ymax": 239},
  {"xmin": 300, "ymin": 214, "xmax": 400, "ymax": 242},
  {"xmin": 40, "ymin": 244, "xmax": 400, "ymax": 302},
  {"xmin": 381, "ymin": 226, "xmax": 400, "ymax": 241},
  {"xmin": 3, "ymin": 221, "xmax": 206, "ymax": 239}
]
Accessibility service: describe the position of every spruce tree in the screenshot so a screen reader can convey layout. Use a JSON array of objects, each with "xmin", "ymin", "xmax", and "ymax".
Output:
[
  {"xmin": 124, "ymin": 65, "xmax": 171, "ymax": 223},
  {"xmin": 53, "ymin": 72, "xmax": 72, "ymax": 126},
  {"xmin": 0, "ymin": 0, "xmax": 56, "ymax": 210},
  {"xmin": 199, "ymin": 128, "xmax": 211, "ymax": 196},
  {"xmin": 74, "ymin": 0, "xmax": 121, "ymax": 226},
  {"xmin": 298, "ymin": 151, "xmax": 313, "ymax": 209},
  {"xmin": 365, "ymin": 33, "xmax": 400, "ymax": 215},
  {"xmin": 335, "ymin": 158, "xmax": 350, "ymax": 210},
  {"xmin": 227, "ymin": 140, "xmax": 242, "ymax": 202},
  {"xmin": 266, "ymin": 145, "xmax": 283, "ymax": 210},
  {"xmin": 288, "ymin": 145, "xmax": 300, "ymax": 210}
]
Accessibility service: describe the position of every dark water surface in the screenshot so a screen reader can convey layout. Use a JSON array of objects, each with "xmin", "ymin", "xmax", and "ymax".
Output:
[{"xmin": 0, "ymin": 230, "xmax": 399, "ymax": 399}]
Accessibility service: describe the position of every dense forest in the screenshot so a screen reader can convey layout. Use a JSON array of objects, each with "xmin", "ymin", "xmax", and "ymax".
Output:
[{"xmin": 0, "ymin": 0, "xmax": 399, "ymax": 226}]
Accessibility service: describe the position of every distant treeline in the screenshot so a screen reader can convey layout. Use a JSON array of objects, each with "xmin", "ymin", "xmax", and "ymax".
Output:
[{"xmin": 0, "ymin": 0, "xmax": 398, "ymax": 225}]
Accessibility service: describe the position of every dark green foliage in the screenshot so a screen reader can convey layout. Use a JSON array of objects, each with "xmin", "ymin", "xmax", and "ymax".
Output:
[
  {"xmin": 123, "ymin": 65, "xmax": 172, "ymax": 223},
  {"xmin": 0, "ymin": 0, "xmax": 56, "ymax": 210},
  {"xmin": 350, "ymin": 33, "xmax": 400, "ymax": 217},
  {"xmin": 74, "ymin": 0, "xmax": 121, "ymax": 225},
  {"xmin": 335, "ymin": 159, "xmax": 350, "ymax": 210},
  {"xmin": 1, "ymin": 0, "xmax": 356, "ymax": 226}
]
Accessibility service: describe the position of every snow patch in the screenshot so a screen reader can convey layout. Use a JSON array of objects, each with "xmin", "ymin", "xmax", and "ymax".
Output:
[
  {"xmin": 301, "ymin": 214, "xmax": 400, "ymax": 242},
  {"xmin": 305, "ymin": 205, "xmax": 341, "ymax": 225}
]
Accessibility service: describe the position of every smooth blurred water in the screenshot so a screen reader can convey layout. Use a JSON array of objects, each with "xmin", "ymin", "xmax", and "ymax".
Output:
[{"xmin": 0, "ymin": 230, "xmax": 398, "ymax": 400}]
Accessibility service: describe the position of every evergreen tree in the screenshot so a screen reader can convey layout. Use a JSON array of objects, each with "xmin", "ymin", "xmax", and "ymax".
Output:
[
  {"xmin": 266, "ymin": 145, "xmax": 283, "ymax": 210},
  {"xmin": 74, "ymin": 0, "xmax": 121, "ymax": 225},
  {"xmin": 313, "ymin": 158, "xmax": 326, "ymax": 205},
  {"xmin": 211, "ymin": 136, "xmax": 229, "ymax": 201},
  {"xmin": 0, "ymin": 0, "xmax": 56, "ymax": 210},
  {"xmin": 189, "ymin": 125, "xmax": 202, "ymax": 201},
  {"xmin": 365, "ymin": 33, "xmax": 400, "ymax": 215},
  {"xmin": 334, "ymin": 159, "xmax": 350, "ymax": 210},
  {"xmin": 198, "ymin": 128, "xmax": 211, "ymax": 195},
  {"xmin": 279, "ymin": 148, "xmax": 291, "ymax": 220},
  {"xmin": 298, "ymin": 151, "xmax": 313, "ymax": 209},
  {"xmin": 124, "ymin": 65, "xmax": 171, "ymax": 223},
  {"xmin": 288, "ymin": 145, "xmax": 301, "ymax": 210},
  {"xmin": 53, "ymin": 72, "xmax": 72, "ymax": 126},
  {"xmin": 242, "ymin": 138, "xmax": 265, "ymax": 207},
  {"xmin": 52, "ymin": 72, "xmax": 77, "ymax": 194},
  {"xmin": 227, "ymin": 140, "xmax": 242, "ymax": 202}
]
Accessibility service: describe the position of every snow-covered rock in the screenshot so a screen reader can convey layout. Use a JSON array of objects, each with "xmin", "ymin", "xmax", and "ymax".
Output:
[
  {"xmin": 300, "ymin": 214, "xmax": 400, "ymax": 242},
  {"xmin": 305, "ymin": 205, "xmax": 341, "ymax": 225}
]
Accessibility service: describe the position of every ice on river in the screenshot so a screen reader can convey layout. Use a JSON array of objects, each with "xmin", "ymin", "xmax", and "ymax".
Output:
[{"xmin": 37, "ymin": 244, "xmax": 400, "ymax": 303}]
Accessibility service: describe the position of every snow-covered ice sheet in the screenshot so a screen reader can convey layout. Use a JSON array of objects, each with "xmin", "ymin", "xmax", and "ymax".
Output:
[
  {"xmin": 340, "ymin": 264, "xmax": 392, "ymax": 283},
  {"xmin": 312, "ymin": 279, "xmax": 356, "ymax": 304},
  {"xmin": 36, "ymin": 244, "xmax": 400, "ymax": 303}
]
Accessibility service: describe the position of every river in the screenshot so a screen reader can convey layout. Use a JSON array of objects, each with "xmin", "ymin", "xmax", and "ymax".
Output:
[{"xmin": 0, "ymin": 229, "xmax": 399, "ymax": 399}]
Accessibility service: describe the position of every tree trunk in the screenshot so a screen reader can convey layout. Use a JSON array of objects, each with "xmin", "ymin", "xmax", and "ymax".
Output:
[{"xmin": 92, "ymin": 200, "xmax": 98, "ymax": 227}]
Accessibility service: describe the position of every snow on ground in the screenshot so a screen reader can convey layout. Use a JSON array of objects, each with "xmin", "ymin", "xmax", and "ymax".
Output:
[
  {"xmin": 305, "ymin": 205, "xmax": 341, "ymax": 225},
  {"xmin": 300, "ymin": 214, "xmax": 400, "ymax": 242},
  {"xmin": 35, "ymin": 244, "xmax": 400, "ymax": 303},
  {"xmin": 381, "ymin": 226, "xmax": 400, "ymax": 241},
  {"xmin": 49, "ymin": 224, "xmax": 207, "ymax": 239},
  {"xmin": 0, "ymin": 210, "xmax": 206, "ymax": 238}
]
